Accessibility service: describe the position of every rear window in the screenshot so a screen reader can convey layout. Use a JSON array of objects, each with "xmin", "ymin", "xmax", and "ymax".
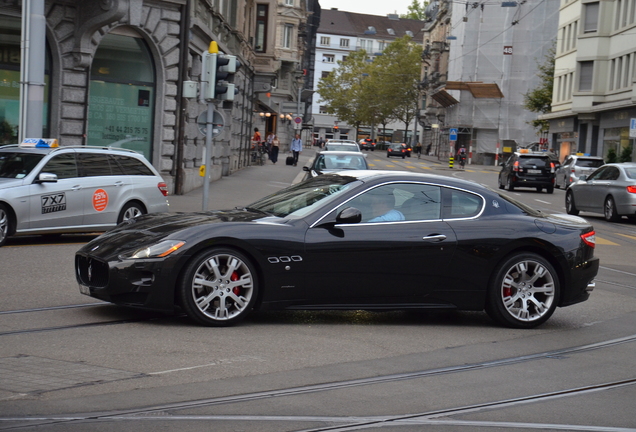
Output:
[
  {"xmin": 575, "ymin": 158, "xmax": 604, "ymax": 168},
  {"xmin": 518, "ymin": 156, "xmax": 550, "ymax": 167},
  {"xmin": 112, "ymin": 155, "xmax": 154, "ymax": 175},
  {"xmin": 625, "ymin": 168, "xmax": 636, "ymax": 179}
]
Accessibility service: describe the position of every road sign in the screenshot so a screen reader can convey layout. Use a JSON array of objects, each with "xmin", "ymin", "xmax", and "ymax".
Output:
[
  {"xmin": 449, "ymin": 128, "xmax": 458, "ymax": 141},
  {"xmin": 294, "ymin": 116, "xmax": 302, "ymax": 124},
  {"xmin": 197, "ymin": 110, "xmax": 225, "ymax": 137},
  {"xmin": 630, "ymin": 118, "xmax": 636, "ymax": 138}
]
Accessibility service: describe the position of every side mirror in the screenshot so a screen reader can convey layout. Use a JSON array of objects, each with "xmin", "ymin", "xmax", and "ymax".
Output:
[
  {"xmin": 579, "ymin": 175, "xmax": 587, "ymax": 182},
  {"xmin": 35, "ymin": 172, "xmax": 58, "ymax": 183},
  {"xmin": 303, "ymin": 166, "xmax": 310, "ymax": 172},
  {"xmin": 336, "ymin": 207, "xmax": 362, "ymax": 224}
]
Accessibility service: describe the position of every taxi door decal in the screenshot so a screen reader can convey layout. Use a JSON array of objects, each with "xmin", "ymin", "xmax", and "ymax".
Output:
[
  {"xmin": 93, "ymin": 189, "xmax": 109, "ymax": 212},
  {"xmin": 41, "ymin": 193, "xmax": 67, "ymax": 214}
]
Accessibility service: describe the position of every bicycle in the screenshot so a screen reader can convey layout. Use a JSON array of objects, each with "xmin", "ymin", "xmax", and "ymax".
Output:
[{"xmin": 251, "ymin": 145, "xmax": 268, "ymax": 166}]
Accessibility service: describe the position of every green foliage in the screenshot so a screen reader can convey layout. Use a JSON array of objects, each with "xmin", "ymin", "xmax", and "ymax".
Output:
[
  {"xmin": 619, "ymin": 145, "xmax": 633, "ymax": 162},
  {"xmin": 316, "ymin": 36, "xmax": 421, "ymax": 136},
  {"xmin": 524, "ymin": 47, "xmax": 555, "ymax": 134},
  {"xmin": 400, "ymin": 0, "xmax": 428, "ymax": 20},
  {"xmin": 606, "ymin": 148, "xmax": 617, "ymax": 163}
]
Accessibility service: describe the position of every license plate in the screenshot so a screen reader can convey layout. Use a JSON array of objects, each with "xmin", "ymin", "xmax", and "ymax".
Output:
[
  {"xmin": 79, "ymin": 284, "xmax": 90, "ymax": 295},
  {"xmin": 527, "ymin": 169, "xmax": 541, "ymax": 174}
]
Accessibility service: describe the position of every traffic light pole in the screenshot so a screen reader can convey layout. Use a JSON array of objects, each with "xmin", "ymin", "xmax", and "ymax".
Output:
[{"xmin": 202, "ymin": 101, "xmax": 214, "ymax": 211}]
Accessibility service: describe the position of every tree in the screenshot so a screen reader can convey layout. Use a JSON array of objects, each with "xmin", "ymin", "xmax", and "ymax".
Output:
[
  {"xmin": 523, "ymin": 47, "xmax": 555, "ymax": 134},
  {"xmin": 400, "ymin": 0, "xmax": 428, "ymax": 20}
]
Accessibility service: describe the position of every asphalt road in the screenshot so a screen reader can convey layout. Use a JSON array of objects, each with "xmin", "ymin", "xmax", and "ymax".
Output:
[{"xmin": 1, "ymin": 148, "xmax": 635, "ymax": 431}]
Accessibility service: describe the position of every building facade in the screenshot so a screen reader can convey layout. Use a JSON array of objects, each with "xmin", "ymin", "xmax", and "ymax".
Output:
[
  {"xmin": 541, "ymin": 0, "xmax": 636, "ymax": 162},
  {"xmin": 0, "ymin": 0, "xmax": 315, "ymax": 195},
  {"xmin": 312, "ymin": 8, "xmax": 424, "ymax": 143}
]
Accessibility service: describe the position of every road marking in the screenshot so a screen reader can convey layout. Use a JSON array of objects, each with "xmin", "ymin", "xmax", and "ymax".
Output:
[
  {"xmin": 616, "ymin": 233, "xmax": 636, "ymax": 241},
  {"xmin": 406, "ymin": 166, "xmax": 417, "ymax": 169},
  {"xmin": 596, "ymin": 236, "xmax": 619, "ymax": 246},
  {"xmin": 534, "ymin": 199, "xmax": 551, "ymax": 204}
]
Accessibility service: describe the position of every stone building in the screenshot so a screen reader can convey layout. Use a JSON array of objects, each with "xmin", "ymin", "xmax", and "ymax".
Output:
[{"xmin": 0, "ymin": 0, "xmax": 316, "ymax": 194}]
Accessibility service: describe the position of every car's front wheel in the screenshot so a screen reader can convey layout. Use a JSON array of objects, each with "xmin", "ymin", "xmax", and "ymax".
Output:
[
  {"xmin": 117, "ymin": 202, "xmax": 145, "ymax": 224},
  {"xmin": 486, "ymin": 253, "xmax": 559, "ymax": 328},
  {"xmin": 178, "ymin": 248, "xmax": 258, "ymax": 326},
  {"xmin": 565, "ymin": 191, "xmax": 579, "ymax": 215},
  {"xmin": 0, "ymin": 203, "xmax": 13, "ymax": 247},
  {"xmin": 604, "ymin": 196, "xmax": 621, "ymax": 222}
]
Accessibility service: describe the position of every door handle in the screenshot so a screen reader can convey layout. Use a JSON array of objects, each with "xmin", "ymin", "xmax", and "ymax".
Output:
[
  {"xmin": 114, "ymin": 181, "xmax": 124, "ymax": 187},
  {"xmin": 71, "ymin": 185, "xmax": 82, "ymax": 191},
  {"xmin": 422, "ymin": 234, "xmax": 446, "ymax": 242}
]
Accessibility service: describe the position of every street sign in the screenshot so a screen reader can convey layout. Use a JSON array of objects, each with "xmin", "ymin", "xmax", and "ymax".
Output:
[
  {"xmin": 630, "ymin": 118, "xmax": 636, "ymax": 138},
  {"xmin": 449, "ymin": 128, "xmax": 458, "ymax": 141},
  {"xmin": 197, "ymin": 110, "xmax": 225, "ymax": 137},
  {"xmin": 294, "ymin": 116, "xmax": 302, "ymax": 124}
]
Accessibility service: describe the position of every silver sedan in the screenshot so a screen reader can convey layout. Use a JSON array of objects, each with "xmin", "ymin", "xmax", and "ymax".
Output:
[{"xmin": 565, "ymin": 162, "xmax": 636, "ymax": 222}]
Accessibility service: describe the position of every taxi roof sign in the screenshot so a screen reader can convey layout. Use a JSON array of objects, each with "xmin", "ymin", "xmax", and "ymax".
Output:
[{"xmin": 20, "ymin": 138, "xmax": 59, "ymax": 148}]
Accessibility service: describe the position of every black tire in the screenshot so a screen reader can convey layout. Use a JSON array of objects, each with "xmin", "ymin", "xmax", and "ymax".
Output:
[
  {"xmin": 546, "ymin": 186, "xmax": 554, "ymax": 194},
  {"xmin": 402, "ymin": 155, "xmax": 405, "ymax": 159},
  {"xmin": 506, "ymin": 177, "xmax": 514, "ymax": 191},
  {"xmin": 565, "ymin": 190, "xmax": 579, "ymax": 215},
  {"xmin": 117, "ymin": 202, "xmax": 145, "ymax": 224},
  {"xmin": 536, "ymin": 187, "xmax": 542, "ymax": 193},
  {"xmin": 485, "ymin": 252, "xmax": 560, "ymax": 329},
  {"xmin": 604, "ymin": 196, "xmax": 621, "ymax": 222},
  {"xmin": 0, "ymin": 203, "xmax": 13, "ymax": 247},
  {"xmin": 498, "ymin": 176, "xmax": 504, "ymax": 190},
  {"xmin": 178, "ymin": 248, "xmax": 258, "ymax": 326}
]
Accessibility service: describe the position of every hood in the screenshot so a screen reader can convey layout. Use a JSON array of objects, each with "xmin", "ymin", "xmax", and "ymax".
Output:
[
  {"xmin": 79, "ymin": 208, "xmax": 276, "ymax": 257},
  {"xmin": 0, "ymin": 178, "xmax": 26, "ymax": 190}
]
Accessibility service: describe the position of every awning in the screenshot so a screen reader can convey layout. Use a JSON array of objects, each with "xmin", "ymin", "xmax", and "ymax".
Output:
[
  {"xmin": 430, "ymin": 89, "xmax": 459, "ymax": 107},
  {"xmin": 445, "ymin": 81, "xmax": 504, "ymax": 98}
]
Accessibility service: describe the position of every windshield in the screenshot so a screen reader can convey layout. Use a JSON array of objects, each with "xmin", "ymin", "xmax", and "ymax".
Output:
[
  {"xmin": 247, "ymin": 175, "xmax": 360, "ymax": 218},
  {"xmin": 316, "ymin": 154, "xmax": 366, "ymax": 170},
  {"xmin": 0, "ymin": 152, "xmax": 45, "ymax": 179}
]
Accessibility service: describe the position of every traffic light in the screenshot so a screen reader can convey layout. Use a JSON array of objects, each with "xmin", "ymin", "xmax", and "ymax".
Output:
[
  {"xmin": 215, "ymin": 54, "xmax": 241, "ymax": 101},
  {"xmin": 202, "ymin": 41, "xmax": 241, "ymax": 101}
]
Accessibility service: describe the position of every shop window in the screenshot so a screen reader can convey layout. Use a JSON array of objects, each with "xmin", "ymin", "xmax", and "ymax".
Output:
[
  {"xmin": 88, "ymin": 32, "xmax": 155, "ymax": 160},
  {"xmin": 0, "ymin": 15, "xmax": 51, "ymax": 145}
]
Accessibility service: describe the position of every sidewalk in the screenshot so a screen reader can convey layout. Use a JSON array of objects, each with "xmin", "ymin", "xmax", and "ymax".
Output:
[{"xmin": 168, "ymin": 148, "xmax": 318, "ymax": 212}]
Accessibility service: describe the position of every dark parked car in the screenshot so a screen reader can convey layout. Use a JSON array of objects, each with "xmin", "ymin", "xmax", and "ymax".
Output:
[
  {"xmin": 555, "ymin": 155, "xmax": 604, "ymax": 189},
  {"xmin": 387, "ymin": 143, "xmax": 408, "ymax": 159},
  {"xmin": 566, "ymin": 162, "xmax": 636, "ymax": 222},
  {"xmin": 76, "ymin": 171, "xmax": 599, "ymax": 329},
  {"xmin": 498, "ymin": 151, "xmax": 556, "ymax": 193}
]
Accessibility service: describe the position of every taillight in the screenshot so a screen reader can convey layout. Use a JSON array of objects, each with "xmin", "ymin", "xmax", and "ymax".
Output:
[
  {"xmin": 550, "ymin": 162, "xmax": 555, "ymax": 173},
  {"xmin": 581, "ymin": 231, "xmax": 596, "ymax": 248},
  {"xmin": 513, "ymin": 161, "xmax": 520, "ymax": 172},
  {"xmin": 158, "ymin": 182, "xmax": 169, "ymax": 197},
  {"xmin": 627, "ymin": 185, "xmax": 636, "ymax": 194}
]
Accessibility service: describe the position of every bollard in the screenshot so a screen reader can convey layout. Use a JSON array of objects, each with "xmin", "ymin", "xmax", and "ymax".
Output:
[{"xmin": 449, "ymin": 156, "xmax": 454, "ymax": 169}]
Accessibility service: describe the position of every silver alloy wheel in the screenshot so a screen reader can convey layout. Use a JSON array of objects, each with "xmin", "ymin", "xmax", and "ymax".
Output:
[
  {"xmin": 499, "ymin": 258, "xmax": 556, "ymax": 323},
  {"xmin": 604, "ymin": 196, "xmax": 620, "ymax": 222},
  {"xmin": 0, "ymin": 206, "xmax": 8, "ymax": 245},
  {"xmin": 191, "ymin": 252, "xmax": 254, "ymax": 322},
  {"xmin": 122, "ymin": 205, "xmax": 143, "ymax": 221}
]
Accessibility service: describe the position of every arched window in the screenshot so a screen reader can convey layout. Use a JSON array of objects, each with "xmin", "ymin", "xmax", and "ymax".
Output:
[{"xmin": 88, "ymin": 31, "xmax": 155, "ymax": 160}]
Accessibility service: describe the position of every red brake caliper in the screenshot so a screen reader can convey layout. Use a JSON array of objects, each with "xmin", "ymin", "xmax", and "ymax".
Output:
[
  {"xmin": 503, "ymin": 286, "xmax": 512, "ymax": 297},
  {"xmin": 231, "ymin": 271, "xmax": 241, "ymax": 295}
]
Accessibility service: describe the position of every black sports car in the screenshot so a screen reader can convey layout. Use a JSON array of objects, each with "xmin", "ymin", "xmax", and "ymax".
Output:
[{"xmin": 75, "ymin": 171, "xmax": 599, "ymax": 329}]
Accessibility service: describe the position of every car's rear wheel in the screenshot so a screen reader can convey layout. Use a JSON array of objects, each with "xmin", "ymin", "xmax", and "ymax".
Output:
[
  {"xmin": 604, "ymin": 196, "xmax": 621, "ymax": 222},
  {"xmin": 178, "ymin": 248, "xmax": 258, "ymax": 326},
  {"xmin": 565, "ymin": 190, "xmax": 579, "ymax": 215},
  {"xmin": 506, "ymin": 177, "xmax": 514, "ymax": 191},
  {"xmin": 546, "ymin": 185, "xmax": 554, "ymax": 194},
  {"xmin": 117, "ymin": 202, "xmax": 145, "ymax": 224},
  {"xmin": 536, "ymin": 187, "xmax": 542, "ymax": 192},
  {"xmin": 0, "ymin": 203, "xmax": 13, "ymax": 247},
  {"xmin": 486, "ymin": 253, "xmax": 559, "ymax": 328}
]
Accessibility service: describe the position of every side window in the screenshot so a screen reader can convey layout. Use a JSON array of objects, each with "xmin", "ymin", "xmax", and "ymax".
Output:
[
  {"xmin": 112, "ymin": 155, "xmax": 153, "ymax": 175},
  {"xmin": 40, "ymin": 153, "xmax": 78, "ymax": 179},
  {"xmin": 77, "ymin": 153, "xmax": 115, "ymax": 177},
  {"xmin": 442, "ymin": 188, "xmax": 484, "ymax": 219},
  {"xmin": 605, "ymin": 167, "xmax": 620, "ymax": 180},
  {"xmin": 587, "ymin": 166, "xmax": 605, "ymax": 181}
]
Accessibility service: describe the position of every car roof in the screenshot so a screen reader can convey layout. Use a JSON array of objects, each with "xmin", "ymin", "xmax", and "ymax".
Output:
[
  {"xmin": 327, "ymin": 170, "xmax": 491, "ymax": 191},
  {"xmin": 0, "ymin": 144, "xmax": 145, "ymax": 157},
  {"xmin": 515, "ymin": 151, "xmax": 550, "ymax": 157},
  {"xmin": 318, "ymin": 150, "xmax": 364, "ymax": 156}
]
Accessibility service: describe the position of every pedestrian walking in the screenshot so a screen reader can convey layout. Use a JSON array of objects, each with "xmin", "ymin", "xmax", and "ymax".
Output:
[
  {"xmin": 268, "ymin": 133, "xmax": 279, "ymax": 164},
  {"xmin": 415, "ymin": 142, "xmax": 422, "ymax": 159},
  {"xmin": 290, "ymin": 134, "xmax": 302, "ymax": 166},
  {"xmin": 426, "ymin": 143, "xmax": 432, "ymax": 156}
]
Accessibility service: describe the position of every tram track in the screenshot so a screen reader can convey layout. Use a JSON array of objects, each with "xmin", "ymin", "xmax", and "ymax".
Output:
[{"xmin": 2, "ymin": 334, "xmax": 635, "ymax": 430}]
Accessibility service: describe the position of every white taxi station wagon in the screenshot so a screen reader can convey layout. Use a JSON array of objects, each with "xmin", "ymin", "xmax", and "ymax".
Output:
[{"xmin": 0, "ymin": 139, "xmax": 169, "ymax": 246}]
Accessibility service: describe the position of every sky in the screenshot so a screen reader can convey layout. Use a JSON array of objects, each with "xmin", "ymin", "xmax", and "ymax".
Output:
[{"xmin": 318, "ymin": 0, "xmax": 415, "ymax": 17}]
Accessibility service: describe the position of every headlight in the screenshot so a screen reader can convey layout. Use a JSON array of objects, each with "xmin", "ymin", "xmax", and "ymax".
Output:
[{"xmin": 121, "ymin": 240, "xmax": 186, "ymax": 259}]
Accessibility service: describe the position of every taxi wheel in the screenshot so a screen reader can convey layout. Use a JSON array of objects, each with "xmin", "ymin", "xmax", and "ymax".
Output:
[
  {"xmin": 0, "ymin": 203, "xmax": 12, "ymax": 247},
  {"xmin": 117, "ymin": 202, "xmax": 145, "ymax": 224}
]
